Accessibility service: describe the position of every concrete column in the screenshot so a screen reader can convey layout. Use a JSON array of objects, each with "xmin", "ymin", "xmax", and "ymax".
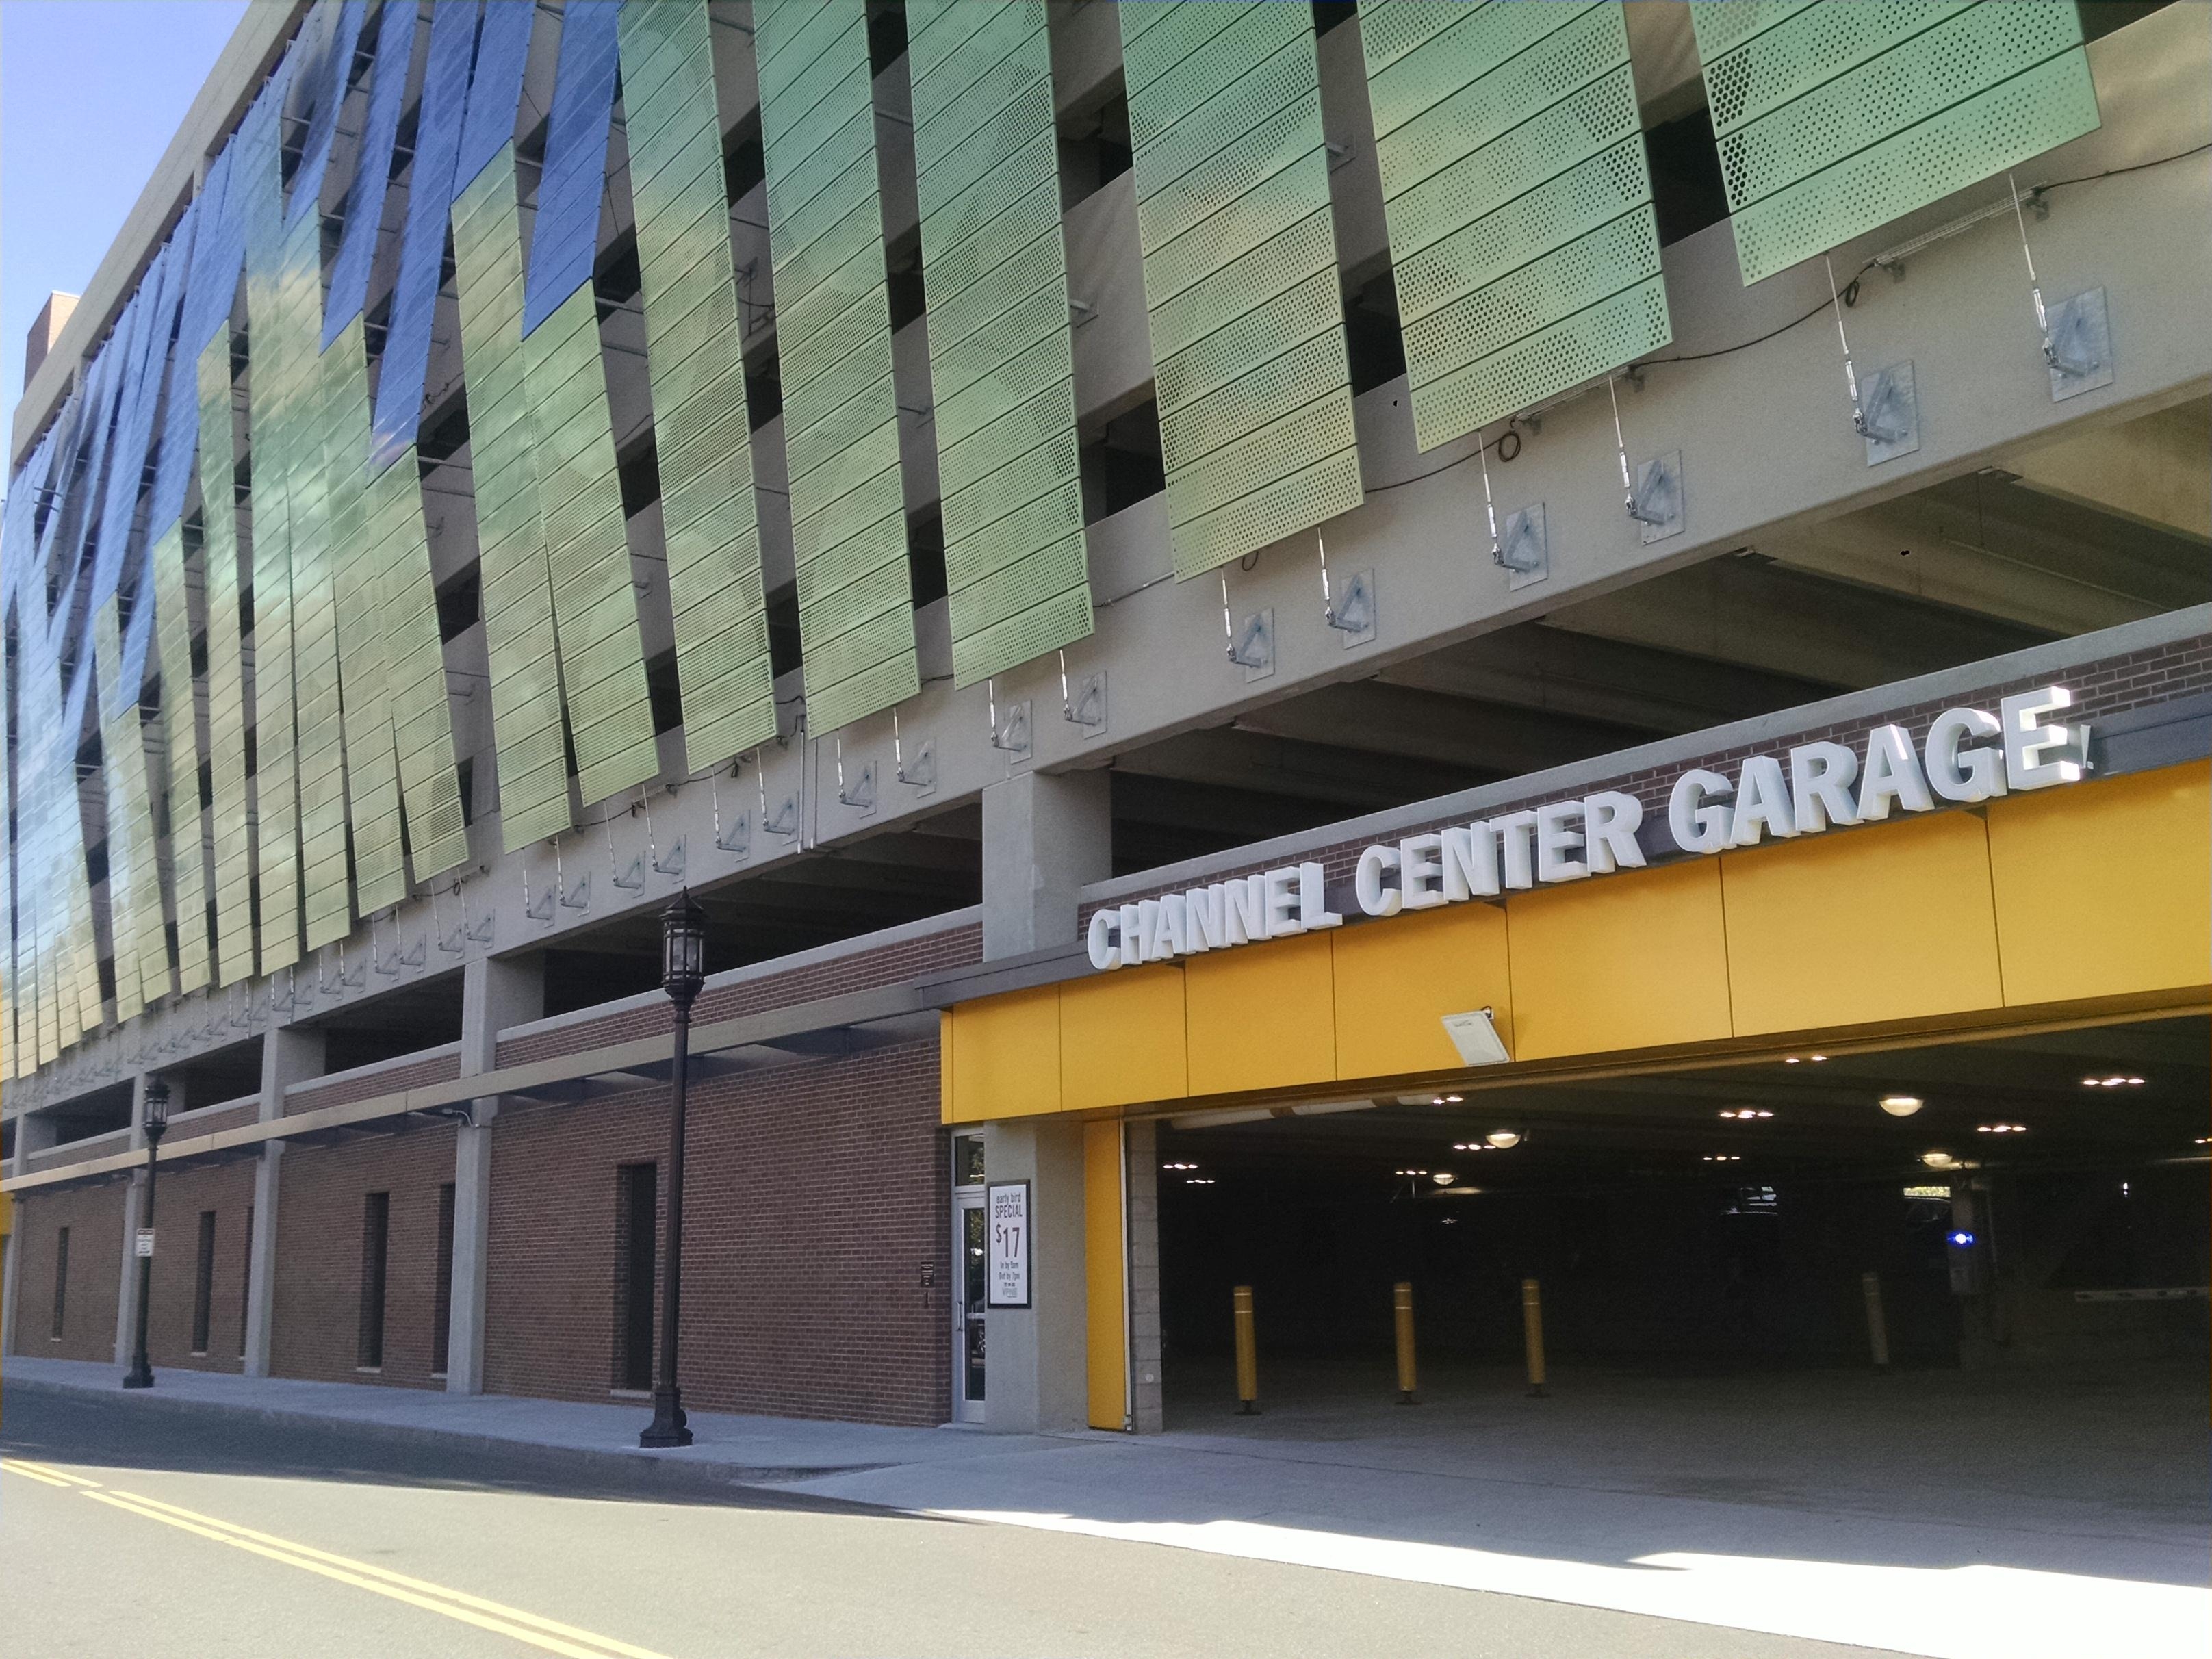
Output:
[
  {"xmin": 1124, "ymin": 1118, "xmax": 1164, "ymax": 1433},
  {"xmin": 113, "ymin": 1172, "xmax": 146, "ymax": 1364},
  {"xmin": 980, "ymin": 1116, "xmax": 1088, "ymax": 1432},
  {"xmin": 243, "ymin": 1025, "xmax": 324, "ymax": 1378},
  {"xmin": 112, "ymin": 1072, "xmax": 158, "ymax": 1361},
  {"xmin": 981, "ymin": 770, "xmax": 1111, "ymax": 960},
  {"xmin": 446, "ymin": 953, "xmax": 542, "ymax": 1395}
]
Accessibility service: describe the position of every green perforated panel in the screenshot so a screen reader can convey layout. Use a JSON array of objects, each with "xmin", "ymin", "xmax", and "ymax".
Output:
[
  {"xmin": 197, "ymin": 331, "xmax": 258, "ymax": 986},
  {"xmin": 1691, "ymin": 0, "xmax": 2099, "ymax": 284},
  {"xmin": 149, "ymin": 519, "xmax": 213, "ymax": 993},
  {"xmin": 908, "ymin": 0, "xmax": 1091, "ymax": 686},
  {"xmin": 294, "ymin": 294, "xmax": 355, "ymax": 951},
  {"xmin": 94, "ymin": 600, "xmax": 170, "ymax": 1020},
  {"xmin": 1120, "ymin": 1, "xmax": 1361, "ymax": 579},
  {"xmin": 1361, "ymin": 1, "xmax": 1670, "ymax": 450},
  {"xmin": 454, "ymin": 148, "xmax": 576, "ymax": 852},
  {"xmin": 617, "ymin": 0, "xmax": 778, "ymax": 766},
  {"xmin": 321, "ymin": 318, "xmax": 408, "ymax": 916},
  {"xmin": 756, "ymin": 0, "xmax": 921, "ymax": 732},
  {"xmin": 525, "ymin": 283, "xmax": 661, "ymax": 806},
  {"xmin": 370, "ymin": 446, "xmax": 470, "ymax": 884},
  {"xmin": 242, "ymin": 129, "xmax": 307, "ymax": 973}
]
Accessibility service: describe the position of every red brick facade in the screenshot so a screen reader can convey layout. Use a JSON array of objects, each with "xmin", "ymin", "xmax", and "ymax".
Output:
[
  {"xmin": 140, "ymin": 1155, "xmax": 258, "ymax": 1372},
  {"xmin": 483, "ymin": 1036, "xmax": 949, "ymax": 1426},
  {"xmin": 10, "ymin": 1179, "xmax": 127, "ymax": 1362},
  {"xmin": 283, "ymin": 1051, "xmax": 463, "ymax": 1116},
  {"xmin": 268, "ymin": 1130, "xmax": 455, "ymax": 1389}
]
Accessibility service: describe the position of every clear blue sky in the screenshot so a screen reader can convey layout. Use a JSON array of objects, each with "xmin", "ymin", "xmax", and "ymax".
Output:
[{"xmin": 1, "ymin": 0, "xmax": 248, "ymax": 435}]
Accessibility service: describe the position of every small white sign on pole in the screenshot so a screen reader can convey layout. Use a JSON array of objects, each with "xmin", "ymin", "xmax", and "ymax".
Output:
[
  {"xmin": 134, "ymin": 1228, "xmax": 155, "ymax": 1258},
  {"xmin": 986, "ymin": 1181, "xmax": 1031, "ymax": 1309}
]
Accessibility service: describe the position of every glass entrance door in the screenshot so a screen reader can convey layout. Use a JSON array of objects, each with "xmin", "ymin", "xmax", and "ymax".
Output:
[{"xmin": 953, "ymin": 1192, "xmax": 986, "ymax": 1421}]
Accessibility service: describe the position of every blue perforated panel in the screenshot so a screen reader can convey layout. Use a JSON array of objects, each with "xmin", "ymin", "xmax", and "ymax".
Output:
[
  {"xmin": 323, "ymin": 0, "xmax": 420, "ymax": 347},
  {"xmin": 285, "ymin": 0, "xmax": 368, "ymax": 227},
  {"xmin": 370, "ymin": 0, "xmax": 480, "ymax": 467},
  {"xmin": 524, "ymin": 0, "xmax": 620, "ymax": 336},
  {"xmin": 455, "ymin": 0, "xmax": 535, "ymax": 192}
]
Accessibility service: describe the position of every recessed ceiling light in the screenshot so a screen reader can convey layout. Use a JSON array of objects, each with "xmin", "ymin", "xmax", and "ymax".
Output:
[
  {"xmin": 1975, "ymin": 1123, "xmax": 2029, "ymax": 1134},
  {"xmin": 1810, "ymin": 1055, "xmax": 1828, "ymax": 1063},
  {"xmin": 1485, "ymin": 1130, "xmax": 1521, "ymax": 1148},
  {"xmin": 1879, "ymin": 1094, "xmax": 1924, "ymax": 1118},
  {"xmin": 1701, "ymin": 1154, "xmax": 1740, "ymax": 1163},
  {"xmin": 1185, "ymin": 1177, "xmax": 1215, "ymax": 1185},
  {"xmin": 1784, "ymin": 1057, "xmax": 1801, "ymax": 1065},
  {"xmin": 1719, "ymin": 1108, "xmax": 1774, "ymax": 1120},
  {"xmin": 1921, "ymin": 1150, "xmax": 1959, "ymax": 1169},
  {"xmin": 1432, "ymin": 1171, "xmax": 1456, "ymax": 1186},
  {"xmin": 1430, "ymin": 1093, "xmax": 1464, "ymax": 1105}
]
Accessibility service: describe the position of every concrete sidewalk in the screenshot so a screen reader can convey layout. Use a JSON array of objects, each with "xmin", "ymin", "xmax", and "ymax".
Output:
[
  {"xmin": 1, "ymin": 1355, "xmax": 1079, "ymax": 1481},
  {"xmin": 8, "ymin": 1356, "xmax": 2206, "ymax": 1659}
]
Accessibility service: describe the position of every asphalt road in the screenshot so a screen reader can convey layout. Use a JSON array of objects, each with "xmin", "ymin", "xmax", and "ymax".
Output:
[{"xmin": 1, "ymin": 1385, "xmax": 1894, "ymax": 1658}]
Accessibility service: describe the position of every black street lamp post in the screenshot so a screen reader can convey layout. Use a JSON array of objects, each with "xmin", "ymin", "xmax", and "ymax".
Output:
[
  {"xmin": 122, "ymin": 1077, "xmax": 172, "ymax": 1389},
  {"xmin": 640, "ymin": 891, "xmax": 707, "ymax": 1448}
]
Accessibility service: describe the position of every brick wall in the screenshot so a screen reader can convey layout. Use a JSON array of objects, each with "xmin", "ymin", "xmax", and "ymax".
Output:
[
  {"xmin": 483, "ymin": 1036, "xmax": 949, "ymax": 1426},
  {"xmin": 496, "ymin": 923, "xmax": 981, "ymax": 1067},
  {"xmin": 283, "ymin": 1051, "xmax": 462, "ymax": 1116},
  {"xmin": 167, "ymin": 1103, "xmax": 261, "ymax": 1140},
  {"xmin": 268, "ymin": 1129, "xmax": 455, "ymax": 1389},
  {"xmin": 141, "ymin": 1155, "xmax": 259, "ymax": 1372},
  {"xmin": 1086, "ymin": 632, "xmax": 2212, "ymax": 917},
  {"xmin": 8, "ymin": 1181, "xmax": 127, "ymax": 1361}
]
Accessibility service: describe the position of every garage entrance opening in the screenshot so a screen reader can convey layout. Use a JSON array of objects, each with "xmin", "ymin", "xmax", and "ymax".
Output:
[{"xmin": 1154, "ymin": 1014, "xmax": 2209, "ymax": 1419}]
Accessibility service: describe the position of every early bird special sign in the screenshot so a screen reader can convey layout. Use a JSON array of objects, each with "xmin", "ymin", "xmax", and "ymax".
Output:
[{"xmin": 986, "ymin": 1181, "xmax": 1031, "ymax": 1308}]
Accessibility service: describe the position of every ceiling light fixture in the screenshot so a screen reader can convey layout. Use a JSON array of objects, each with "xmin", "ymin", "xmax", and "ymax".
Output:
[
  {"xmin": 1393, "ymin": 1168, "xmax": 1429, "ymax": 1178},
  {"xmin": 1921, "ymin": 1150, "xmax": 1959, "ymax": 1169},
  {"xmin": 1975, "ymin": 1123, "xmax": 2029, "ymax": 1135},
  {"xmin": 1484, "ymin": 1130, "xmax": 1521, "ymax": 1148},
  {"xmin": 1430, "ymin": 1093, "xmax": 1464, "ymax": 1105},
  {"xmin": 1810, "ymin": 1055, "xmax": 1828, "ymax": 1063},
  {"xmin": 1432, "ymin": 1172, "xmax": 1456, "ymax": 1186},
  {"xmin": 1719, "ymin": 1108, "xmax": 1774, "ymax": 1120},
  {"xmin": 1162, "ymin": 1161, "xmax": 1198, "ymax": 1172},
  {"xmin": 1879, "ymin": 1094, "xmax": 1924, "ymax": 1118},
  {"xmin": 1702, "ymin": 1154, "xmax": 1741, "ymax": 1163}
]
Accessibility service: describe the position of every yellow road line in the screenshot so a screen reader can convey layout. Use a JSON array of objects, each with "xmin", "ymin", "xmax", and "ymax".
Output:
[
  {"xmin": 1, "ymin": 1457, "xmax": 76, "ymax": 1488},
  {"xmin": 80, "ymin": 1487, "xmax": 669, "ymax": 1659},
  {"xmin": 5, "ymin": 1456, "xmax": 101, "ymax": 1487}
]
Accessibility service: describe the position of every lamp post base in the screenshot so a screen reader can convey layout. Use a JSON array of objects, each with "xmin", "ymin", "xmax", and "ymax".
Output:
[
  {"xmin": 122, "ymin": 1365, "xmax": 153, "ymax": 1390},
  {"xmin": 639, "ymin": 1385, "xmax": 691, "ymax": 1448}
]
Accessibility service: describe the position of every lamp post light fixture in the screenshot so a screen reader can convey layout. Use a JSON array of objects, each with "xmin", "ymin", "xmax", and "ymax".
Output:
[
  {"xmin": 121, "ymin": 1077, "xmax": 172, "ymax": 1389},
  {"xmin": 640, "ymin": 891, "xmax": 708, "ymax": 1449}
]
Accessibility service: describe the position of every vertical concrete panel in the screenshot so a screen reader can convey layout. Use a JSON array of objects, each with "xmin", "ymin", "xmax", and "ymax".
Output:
[{"xmin": 981, "ymin": 1114, "xmax": 1087, "ymax": 1432}]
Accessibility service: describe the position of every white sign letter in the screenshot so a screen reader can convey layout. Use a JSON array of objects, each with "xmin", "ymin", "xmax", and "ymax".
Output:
[
  {"xmin": 1534, "ymin": 801, "xmax": 1589, "ymax": 883},
  {"xmin": 1355, "ymin": 845, "xmax": 1401, "ymax": 916},
  {"xmin": 1583, "ymin": 792, "xmax": 1645, "ymax": 874},
  {"xmin": 1926, "ymin": 707, "xmax": 2007, "ymax": 803},
  {"xmin": 2001, "ymin": 686, "xmax": 2085, "ymax": 791},
  {"xmin": 1790, "ymin": 741, "xmax": 1861, "ymax": 833},
  {"xmin": 1088, "ymin": 908, "xmax": 1120, "ymax": 970},
  {"xmin": 1670, "ymin": 769, "xmax": 1734, "ymax": 854},
  {"xmin": 1298, "ymin": 862, "xmax": 1342, "ymax": 930},
  {"xmin": 1857, "ymin": 725, "xmax": 1933, "ymax": 819}
]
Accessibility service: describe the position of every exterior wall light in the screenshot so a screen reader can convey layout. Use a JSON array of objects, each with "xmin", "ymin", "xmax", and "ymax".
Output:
[{"xmin": 1879, "ymin": 1094, "xmax": 1924, "ymax": 1117}]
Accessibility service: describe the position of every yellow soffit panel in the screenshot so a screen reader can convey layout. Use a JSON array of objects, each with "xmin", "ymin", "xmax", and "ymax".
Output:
[
  {"xmin": 1987, "ymin": 762, "xmax": 2212, "ymax": 1007},
  {"xmin": 1185, "ymin": 931, "xmax": 1337, "ymax": 1098},
  {"xmin": 1061, "ymin": 966, "xmax": 1189, "ymax": 1114},
  {"xmin": 1722, "ymin": 810, "xmax": 2004, "ymax": 1037},
  {"xmin": 947, "ymin": 983, "xmax": 1062, "ymax": 1122},
  {"xmin": 1333, "ymin": 901, "xmax": 1513, "ymax": 1082},
  {"xmin": 1507, "ymin": 858, "xmax": 1733, "ymax": 1062},
  {"xmin": 1083, "ymin": 1120, "xmax": 1129, "ymax": 1432}
]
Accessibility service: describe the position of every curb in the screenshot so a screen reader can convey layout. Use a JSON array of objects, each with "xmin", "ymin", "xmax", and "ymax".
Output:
[{"xmin": 1, "ymin": 1376, "xmax": 897, "ymax": 1491}]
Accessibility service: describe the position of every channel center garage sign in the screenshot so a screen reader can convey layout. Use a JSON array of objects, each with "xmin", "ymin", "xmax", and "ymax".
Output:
[{"xmin": 1088, "ymin": 686, "xmax": 2089, "ymax": 971}]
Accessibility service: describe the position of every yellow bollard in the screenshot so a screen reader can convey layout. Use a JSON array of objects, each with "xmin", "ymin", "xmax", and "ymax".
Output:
[
  {"xmin": 1233, "ymin": 1285, "xmax": 1259, "ymax": 1415},
  {"xmin": 1862, "ymin": 1271, "xmax": 1891, "ymax": 1370},
  {"xmin": 1393, "ymin": 1281, "xmax": 1418, "ymax": 1404},
  {"xmin": 1521, "ymin": 1277, "xmax": 1549, "ymax": 1398}
]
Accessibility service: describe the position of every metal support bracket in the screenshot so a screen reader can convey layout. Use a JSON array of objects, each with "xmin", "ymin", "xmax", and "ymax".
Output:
[
  {"xmin": 1628, "ymin": 451, "xmax": 1684, "ymax": 543},
  {"xmin": 1229, "ymin": 608, "xmax": 1274, "ymax": 681},
  {"xmin": 989, "ymin": 698, "xmax": 1032, "ymax": 762},
  {"xmin": 2045, "ymin": 287, "xmax": 2112, "ymax": 401},
  {"xmin": 1323, "ymin": 569, "xmax": 1376, "ymax": 646},
  {"xmin": 1859, "ymin": 361, "xmax": 1921, "ymax": 465},
  {"xmin": 1064, "ymin": 669, "xmax": 1108, "ymax": 735},
  {"xmin": 1497, "ymin": 504, "xmax": 1549, "ymax": 590}
]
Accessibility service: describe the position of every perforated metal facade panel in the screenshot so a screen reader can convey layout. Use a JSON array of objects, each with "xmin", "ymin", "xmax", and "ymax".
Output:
[
  {"xmin": 526, "ymin": 0, "xmax": 622, "ymax": 335},
  {"xmin": 94, "ymin": 597, "xmax": 168, "ymax": 1020},
  {"xmin": 148, "ymin": 517, "xmax": 212, "ymax": 993},
  {"xmin": 1120, "ymin": 0, "xmax": 1363, "ymax": 579},
  {"xmin": 241, "ymin": 105, "xmax": 307, "ymax": 973},
  {"xmin": 454, "ymin": 146, "xmax": 576, "ymax": 851},
  {"xmin": 371, "ymin": 446, "xmax": 470, "ymax": 884},
  {"xmin": 323, "ymin": 0, "xmax": 418, "ymax": 348},
  {"xmin": 909, "ymin": 0, "xmax": 1093, "ymax": 685},
  {"xmin": 526, "ymin": 281, "xmax": 663, "ymax": 806},
  {"xmin": 617, "ymin": 0, "xmax": 779, "ymax": 767},
  {"xmin": 1362, "ymin": 1, "xmax": 1671, "ymax": 450},
  {"xmin": 756, "ymin": 0, "xmax": 921, "ymax": 733},
  {"xmin": 1691, "ymin": 0, "xmax": 2100, "ymax": 285},
  {"xmin": 196, "ymin": 329, "xmax": 259, "ymax": 987}
]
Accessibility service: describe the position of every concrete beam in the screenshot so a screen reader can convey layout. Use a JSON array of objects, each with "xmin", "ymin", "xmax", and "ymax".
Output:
[{"xmin": 982, "ymin": 769, "xmax": 1112, "ymax": 961}]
